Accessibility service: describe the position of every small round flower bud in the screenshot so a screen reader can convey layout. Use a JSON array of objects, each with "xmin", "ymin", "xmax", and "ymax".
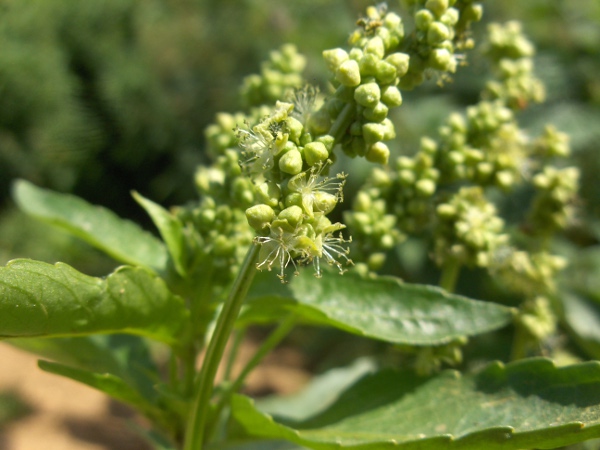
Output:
[
  {"xmin": 385, "ymin": 53, "xmax": 410, "ymax": 77},
  {"xmin": 381, "ymin": 85, "xmax": 403, "ymax": 107},
  {"xmin": 313, "ymin": 192, "xmax": 338, "ymax": 215},
  {"xmin": 278, "ymin": 205, "xmax": 304, "ymax": 227},
  {"xmin": 286, "ymin": 116, "xmax": 304, "ymax": 143},
  {"xmin": 256, "ymin": 181, "xmax": 281, "ymax": 208},
  {"xmin": 246, "ymin": 204, "xmax": 276, "ymax": 231},
  {"xmin": 322, "ymin": 48, "xmax": 349, "ymax": 72},
  {"xmin": 279, "ymin": 149, "xmax": 304, "ymax": 174},
  {"xmin": 415, "ymin": 9, "xmax": 434, "ymax": 30},
  {"xmin": 363, "ymin": 102, "xmax": 389, "ymax": 123},
  {"xmin": 336, "ymin": 59, "xmax": 361, "ymax": 87},
  {"xmin": 285, "ymin": 192, "xmax": 303, "ymax": 208},
  {"xmin": 429, "ymin": 48, "xmax": 456, "ymax": 72},
  {"xmin": 304, "ymin": 141, "xmax": 329, "ymax": 166},
  {"xmin": 366, "ymin": 142, "xmax": 390, "ymax": 165},
  {"xmin": 316, "ymin": 134, "xmax": 335, "ymax": 152},
  {"xmin": 381, "ymin": 118, "xmax": 396, "ymax": 140},
  {"xmin": 415, "ymin": 178, "xmax": 436, "ymax": 197},
  {"xmin": 359, "ymin": 53, "xmax": 380, "ymax": 76},
  {"xmin": 425, "ymin": 0, "xmax": 449, "ymax": 17},
  {"xmin": 354, "ymin": 82, "xmax": 381, "ymax": 108},
  {"xmin": 362, "ymin": 122, "xmax": 386, "ymax": 144},
  {"xmin": 427, "ymin": 22, "xmax": 450, "ymax": 45},
  {"xmin": 375, "ymin": 60, "xmax": 398, "ymax": 84},
  {"xmin": 365, "ymin": 36, "xmax": 385, "ymax": 59}
]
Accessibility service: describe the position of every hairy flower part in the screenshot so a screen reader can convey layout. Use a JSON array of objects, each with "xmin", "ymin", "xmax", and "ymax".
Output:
[
  {"xmin": 288, "ymin": 84, "xmax": 320, "ymax": 127},
  {"xmin": 310, "ymin": 224, "xmax": 353, "ymax": 277},
  {"xmin": 254, "ymin": 226, "xmax": 310, "ymax": 281},
  {"xmin": 287, "ymin": 162, "xmax": 347, "ymax": 218},
  {"xmin": 235, "ymin": 102, "xmax": 294, "ymax": 180}
]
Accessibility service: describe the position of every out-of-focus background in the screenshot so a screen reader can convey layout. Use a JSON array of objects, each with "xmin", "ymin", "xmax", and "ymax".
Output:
[{"xmin": 0, "ymin": 1, "xmax": 598, "ymax": 449}]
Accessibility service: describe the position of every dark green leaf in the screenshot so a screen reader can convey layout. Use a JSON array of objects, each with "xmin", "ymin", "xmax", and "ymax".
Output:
[
  {"xmin": 560, "ymin": 292, "xmax": 600, "ymax": 360},
  {"xmin": 232, "ymin": 358, "xmax": 600, "ymax": 449},
  {"xmin": 241, "ymin": 271, "xmax": 514, "ymax": 345},
  {"xmin": 0, "ymin": 259, "xmax": 189, "ymax": 345},
  {"xmin": 256, "ymin": 358, "xmax": 376, "ymax": 423},
  {"xmin": 39, "ymin": 360, "xmax": 162, "ymax": 421},
  {"xmin": 10, "ymin": 334, "xmax": 160, "ymax": 402},
  {"xmin": 12, "ymin": 179, "xmax": 167, "ymax": 271},
  {"xmin": 133, "ymin": 191, "xmax": 187, "ymax": 276}
]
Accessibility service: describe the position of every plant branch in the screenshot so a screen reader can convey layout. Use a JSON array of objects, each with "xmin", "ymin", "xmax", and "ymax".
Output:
[
  {"xmin": 205, "ymin": 314, "xmax": 297, "ymax": 442},
  {"xmin": 183, "ymin": 243, "xmax": 260, "ymax": 450},
  {"xmin": 439, "ymin": 258, "xmax": 461, "ymax": 293}
]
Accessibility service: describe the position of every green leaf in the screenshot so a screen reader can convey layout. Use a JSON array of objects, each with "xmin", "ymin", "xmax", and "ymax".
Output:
[
  {"xmin": 256, "ymin": 358, "xmax": 377, "ymax": 423},
  {"xmin": 12, "ymin": 179, "xmax": 167, "ymax": 271},
  {"xmin": 133, "ymin": 191, "xmax": 187, "ymax": 276},
  {"xmin": 207, "ymin": 441, "xmax": 308, "ymax": 450},
  {"xmin": 9, "ymin": 334, "xmax": 160, "ymax": 401},
  {"xmin": 38, "ymin": 360, "xmax": 163, "ymax": 422},
  {"xmin": 232, "ymin": 358, "xmax": 600, "ymax": 449},
  {"xmin": 241, "ymin": 271, "xmax": 514, "ymax": 345},
  {"xmin": 560, "ymin": 292, "xmax": 600, "ymax": 360},
  {"xmin": 0, "ymin": 259, "xmax": 189, "ymax": 345}
]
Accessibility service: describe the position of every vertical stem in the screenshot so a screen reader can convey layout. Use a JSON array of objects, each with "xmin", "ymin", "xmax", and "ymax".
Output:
[
  {"xmin": 183, "ymin": 244, "xmax": 260, "ymax": 450},
  {"xmin": 328, "ymin": 103, "xmax": 355, "ymax": 143},
  {"xmin": 205, "ymin": 314, "xmax": 297, "ymax": 443},
  {"xmin": 439, "ymin": 258, "xmax": 461, "ymax": 293}
]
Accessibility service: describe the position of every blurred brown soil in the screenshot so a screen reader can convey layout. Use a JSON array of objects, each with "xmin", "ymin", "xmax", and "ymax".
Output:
[{"xmin": 0, "ymin": 337, "xmax": 309, "ymax": 450}]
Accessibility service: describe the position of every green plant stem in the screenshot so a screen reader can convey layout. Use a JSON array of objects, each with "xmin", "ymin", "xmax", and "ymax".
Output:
[
  {"xmin": 205, "ymin": 314, "xmax": 297, "ymax": 442},
  {"xmin": 329, "ymin": 103, "xmax": 355, "ymax": 143},
  {"xmin": 223, "ymin": 329, "xmax": 245, "ymax": 383},
  {"xmin": 439, "ymin": 258, "xmax": 461, "ymax": 293},
  {"xmin": 183, "ymin": 243, "xmax": 260, "ymax": 450}
]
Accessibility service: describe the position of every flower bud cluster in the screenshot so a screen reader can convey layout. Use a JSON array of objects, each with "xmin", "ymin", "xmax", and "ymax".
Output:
[
  {"xmin": 204, "ymin": 107, "xmax": 271, "ymax": 160},
  {"xmin": 402, "ymin": 0, "xmax": 482, "ymax": 88},
  {"xmin": 343, "ymin": 183, "xmax": 403, "ymax": 274},
  {"xmin": 482, "ymin": 21, "xmax": 545, "ymax": 109},
  {"xmin": 435, "ymin": 101, "xmax": 528, "ymax": 190},
  {"xmin": 490, "ymin": 248, "xmax": 566, "ymax": 297},
  {"xmin": 319, "ymin": 4, "xmax": 407, "ymax": 164},
  {"xmin": 527, "ymin": 166, "xmax": 579, "ymax": 237},
  {"xmin": 240, "ymin": 44, "xmax": 307, "ymax": 108},
  {"xmin": 433, "ymin": 186, "xmax": 508, "ymax": 268},
  {"xmin": 236, "ymin": 102, "xmax": 352, "ymax": 281}
]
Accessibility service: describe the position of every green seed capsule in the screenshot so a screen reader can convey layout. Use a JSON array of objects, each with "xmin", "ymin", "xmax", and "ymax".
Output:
[
  {"xmin": 246, "ymin": 204, "xmax": 276, "ymax": 231},
  {"xmin": 354, "ymin": 82, "xmax": 381, "ymax": 108},
  {"xmin": 304, "ymin": 141, "xmax": 329, "ymax": 166},
  {"xmin": 366, "ymin": 142, "xmax": 390, "ymax": 164},
  {"xmin": 336, "ymin": 59, "xmax": 361, "ymax": 87}
]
